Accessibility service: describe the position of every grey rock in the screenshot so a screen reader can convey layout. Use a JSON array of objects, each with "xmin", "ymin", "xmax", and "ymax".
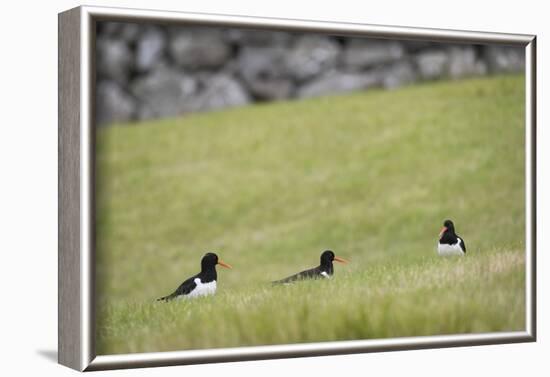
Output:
[
  {"xmin": 131, "ymin": 67, "xmax": 198, "ymax": 119},
  {"xmin": 285, "ymin": 35, "xmax": 341, "ymax": 81},
  {"xmin": 96, "ymin": 81, "xmax": 136, "ymax": 126},
  {"xmin": 379, "ymin": 61, "xmax": 417, "ymax": 89},
  {"xmin": 100, "ymin": 22, "xmax": 141, "ymax": 43},
  {"xmin": 192, "ymin": 74, "xmax": 251, "ymax": 111},
  {"xmin": 484, "ymin": 46, "xmax": 525, "ymax": 73},
  {"xmin": 474, "ymin": 60, "xmax": 488, "ymax": 76},
  {"xmin": 169, "ymin": 29, "xmax": 230, "ymax": 69},
  {"xmin": 225, "ymin": 28, "xmax": 294, "ymax": 46},
  {"xmin": 343, "ymin": 39, "xmax": 405, "ymax": 69},
  {"xmin": 447, "ymin": 47, "xmax": 486, "ymax": 78},
  {"xmin": 136, "ymin": 26, "xmax": 166, "ymax": 72},
  {"xmin": 402, "ymin": 40, "xmax": 436, "ymax": 53},
  {"xmin": 135, "ymin": 104, "xmax": 157, "ymax": 122},
  {"xmin": 237, "ymin": 46, "xmax": 294, "ymax": 100},
  {"xmin": 99, "ymin": 22, "xmax": 122, "ymax": 36},
  {"xmin": 247, "ymin": 80, "xmax": 294, "ymax": 101},
  {"xmin": 96, "ymin": 38, "xmax": 133, "ymax": 84},
  {"xmin": 297, "ymin": 70, "xmax": 380, "ymax": 98},
  {"xmin": 415, "ymin": 50, "xmax": 449, "ymax": 80},
  {"xmin": 237, "ymin": 46, "xmax": 288, "ymax": 80}
]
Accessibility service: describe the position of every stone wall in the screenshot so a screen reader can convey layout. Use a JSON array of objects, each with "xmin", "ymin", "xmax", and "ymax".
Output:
[{"xmin": 96, "ymin": 21, "xmax": 525, "ymax": 126}]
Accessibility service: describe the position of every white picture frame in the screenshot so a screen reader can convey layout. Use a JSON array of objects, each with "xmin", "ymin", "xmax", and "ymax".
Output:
[{"xmin": 58, "ymin": 5, "xmax": 536, "ymax": 371}]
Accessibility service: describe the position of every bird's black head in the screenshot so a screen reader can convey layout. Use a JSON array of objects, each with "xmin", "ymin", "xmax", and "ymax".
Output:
[
  {"xmin": 320, "ymin": 250, "xmax": 335, "ymax": 264},
  {"xmin": 443, "ymin": 219, "xmax": 455, "ymax": 232},
  {"xmin": 439, "ymin": 219, "xmax": 456, "ymax": 239},
  {"xmin": 201, "ymin": 252, "xmax": 232, "ymax": 271},
  {"xmin": 320, "ymin": 250, "xmax": 348, "ymax": 266},
  {"xmin": 201, "ymin": 252, "xmax": 219, "ymax": 269}
]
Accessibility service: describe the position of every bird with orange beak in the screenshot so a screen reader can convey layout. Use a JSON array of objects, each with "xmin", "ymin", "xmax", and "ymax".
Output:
[
  {"xmin": 157, "ymin": 252, "xmax": 232, "ymax": 301},
  {"xmin": 437, "ymin": 219, "xmax": 466, "ymax": 256},
  {"xmin": 273, "ymin": 250, "xmax": 348, "ymax": 284}
]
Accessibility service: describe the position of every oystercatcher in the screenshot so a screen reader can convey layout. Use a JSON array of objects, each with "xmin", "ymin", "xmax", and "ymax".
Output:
[
  {"xmin": 273, "ymin": 250, "xmax": 348, "ymax": 284},
  {"xmin": 157, "ymin": 252, "xmax": 232, "ymax": 301},
  {"xmin": 437, "ymin": 219, "xmax": 466, "ymax": 256}
]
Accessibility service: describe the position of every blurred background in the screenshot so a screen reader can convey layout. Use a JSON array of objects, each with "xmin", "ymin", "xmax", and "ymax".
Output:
[{"xmin": 95, "ymin": 21, "xmax": 525, "ymax": 126}]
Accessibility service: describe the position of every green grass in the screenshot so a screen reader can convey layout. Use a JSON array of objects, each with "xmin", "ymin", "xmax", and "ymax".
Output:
[{"xmin": 95, "ymin": 75, "xmax": 526, "ymax": 355}]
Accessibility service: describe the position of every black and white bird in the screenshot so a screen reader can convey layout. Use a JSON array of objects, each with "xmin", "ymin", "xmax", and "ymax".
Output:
[
  {"xmin": 437, "ymin": 219, "xmax": 466, "ymax": 256},
  {"xmin": 273, "ymin": 250, "xmax": 348, "ymax": 284},
  {"xmin": 157, "ymin": 252, "xmax": 232, "ymax": 301}
]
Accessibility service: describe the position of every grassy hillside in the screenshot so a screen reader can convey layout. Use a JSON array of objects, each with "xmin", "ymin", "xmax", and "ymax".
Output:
[{"xmin": 95, "ymin": 75, "xmax": 526, "ymax": 354}]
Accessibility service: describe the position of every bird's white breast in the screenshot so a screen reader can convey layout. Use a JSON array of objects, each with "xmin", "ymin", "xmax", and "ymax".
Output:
[
  {"xmin": 320, "ymin": 271, "xmax": 330, "ymax": 279},
  {"xmin": 437, "ymin": 238, "xmax": 465, "ymax": 256},
  {"xmin": 185, "ymin": 278, "xmax": 217, "ymax": 298}
]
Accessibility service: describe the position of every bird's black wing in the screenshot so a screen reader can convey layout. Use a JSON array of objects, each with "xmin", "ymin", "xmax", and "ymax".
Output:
[
  {"xmin": 272, "ymin": 266, "xmax": 322, "ymax": 285},
  {"xmin": 157, "ymin": 274, "xmax": 198, "ymax": 302},
  {"xmin": 458, "ymin": 236, "xmax": 466, "ymax": 253}
]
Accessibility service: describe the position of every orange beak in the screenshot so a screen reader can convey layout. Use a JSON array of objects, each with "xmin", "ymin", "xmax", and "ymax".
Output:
[
  {"xmin": 217, "ymin": 259, "xmax": 232, "ymax": 269},
  {"xmin": 334, "ymin": 256, "xmax": 349, "ymax": 264},
  {"xmin": 439, "ymin": 226, "xmax": 447, "ymax": 238}
]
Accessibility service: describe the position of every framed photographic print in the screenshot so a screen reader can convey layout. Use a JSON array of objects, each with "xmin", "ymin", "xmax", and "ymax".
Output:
[{"xmin": 58, "ymin": 5, "xmax": 536, "ymax": 371}]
